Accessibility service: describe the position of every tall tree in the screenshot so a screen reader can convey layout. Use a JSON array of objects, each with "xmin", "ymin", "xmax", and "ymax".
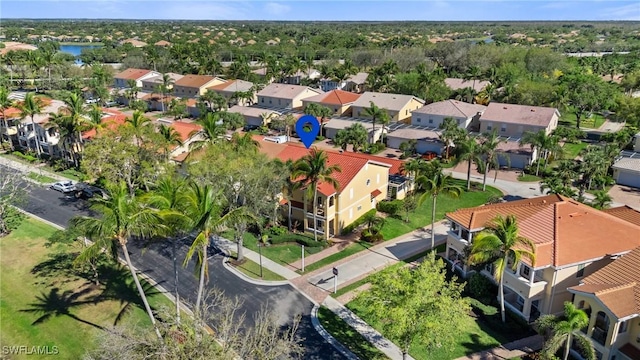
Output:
[
  {"xmin": 304, "ymin": 103, "xmax": 333, "ymax": 137},
  {"xmin": 467, "ymin": 215, "xmax": 536, "ymax": 323},
  {"xmin": 560, "ymin": 72, "xmax": 615, "ymax": 129},
  {"xmin": 356, "ymin": 256, "xmax": 470, "ymax": 360},
  {"xmin": 157, "ymin": 73, "xmax": 175, "ymax": 114},
  {"xmin": 125, "ymin": 110, "xmax": 151, "ymax": 147},
  {"xmin": 158, "ymin": 124, "xmax": 183, "ymax": 162},
  {"xmin": 363, "ymin": 101, "xmax": 388, "ymax": 144},
  {"xmin": 456, "ymin": 135, "xmax": 483, "ymax": 191},
  {"xmin": 520, "ymin": 130, "xmax": 561, "ymax": 176},
  {"xmin": 19, "ymin": 92, "xmax": 44, "ymax": 157},
  {"xmin": 535, "ymin": 302, "xmax": 595, "ymax": 360},
  {"xmin": 479, "ymin": 131, "xmax": 505, "ymax": 191},
  {"xmin": 292, "ymin": 148, "xmax": 341, "ymax": 242},
  {"xmin": 417, "ymin": 171, "xmax": 462, "ymax": 251},
  {"xmin": 0, "ymin": 87, "xmax": 15, "ymax": 150},
  {"xmin": 71, "ymin": 182, "xmax": 165, "ymax": 340},
  {"xmin": 439, "ymin": 117, "xmax": 465, "ymax": 159}
]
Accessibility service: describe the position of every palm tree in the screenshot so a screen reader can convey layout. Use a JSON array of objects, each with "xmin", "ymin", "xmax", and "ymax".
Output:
[
  {"xmin": 230, "ymin": 132, "xmax": 260, "ymax": 153},
  {"xmin": 157, "ymin": 73, "xmax": 175, "ymax": 114},
  {"xmin": 417, "ymin": 171, "xmax": 462, "ymax": 251},
  {"xmin": 158, "ymin": 124, "xmax": 183, "ymax": 162},
  {"xmin": 479, "ymin": 131, "xmax": 505, "ymax": 191},
  {"xmin": 292, "ymin": 148, "xmax": 341, "ymax": 241},
  {"xmin": 520, "ymin": 130, "xmax": 561, "ymax": 176},
  {"xmin": 400, "ymin": 158, "xmax": 425, "ymax": 193},
  {"xmin": 304, "ymin": 103, "xmax": 333, "ymax": 137},
  {"xmin": 467, "ymin": 215, "xmax": 536, "ymax": 323},
  {"xmin": 183, "ymin": 182, "xmax": 249, "ymax": 309},
  {"xmin": 535, "ymin": 302, "xmax": 595, "ymax": 360},
  {"xmin": 19, "ymin": 92, "xmax": 44, "ymax": 158},
  {"xmin": 464, "ymin": 65, "xmax": 483, "ymax": 94},
  {"xmin": 278, "ymin": 159, "xmax": 301, "ymax": 231},
  {"xmin": 70, "ymin": 182, "xmax": 165, "ymax": 340},
  {"xmin": 456, "ymin": 135, "xmax": 483, "ymax": 191},
  {"xmin": 439, "ymin": 117, "xmax": 465, "ymax": 160},
  {"xmin": 125, "ymin": 79, "xmax": 140, "ymax": 106},
  {"xmin": 590, "ymin": 190, "xmax": 612, "ymax": 210},
  {"xmin": 363, "ymin": 101, "xmax": 388, "ymax": 144},
  {"xmin": 0, "ymin": 87, "xmax": 15, "ymax": 150},
  {"xmin": 125, "ymin": 110, "xmax": 151, "ymax": 147},
  {"xmin": 144, "ymin": 176, "xmax": 190, "ymax": 322},
  {"xmin": 189, "ymin": 112, "xmax": 225, "ymax": 152}
]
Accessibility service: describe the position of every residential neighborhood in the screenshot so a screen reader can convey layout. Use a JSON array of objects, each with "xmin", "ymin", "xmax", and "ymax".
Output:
[{"xmin": 2, "ymin": 16, "xmax": 640, "ymax": 360}]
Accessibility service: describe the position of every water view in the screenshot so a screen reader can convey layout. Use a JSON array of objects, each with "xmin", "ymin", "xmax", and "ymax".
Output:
[{"xmin": 59, "ymin": 44, "xmax": 101, "ymax": 64}]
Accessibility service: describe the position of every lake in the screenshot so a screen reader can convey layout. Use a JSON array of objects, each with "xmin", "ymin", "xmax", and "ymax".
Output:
[{"xmin": 59, "ymin": 44, "xmax": 102, "ymax": 64}]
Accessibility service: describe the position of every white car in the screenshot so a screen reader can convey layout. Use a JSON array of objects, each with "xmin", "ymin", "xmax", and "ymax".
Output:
[
  {"xmin": 50, "ymin": 181, "xmax": 77, "ymax": 193},
  {"xmin": 85, "ymin": 98, "xmax": 100, "ymax": 104}
]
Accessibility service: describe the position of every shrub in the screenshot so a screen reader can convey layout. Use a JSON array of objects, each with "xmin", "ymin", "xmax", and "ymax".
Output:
[
  {"xmin": 367, "ymin": 142, "xmax": 386, "ymax": 154},
  {"xmin": 360, "ymin": 228, "xmax": 384, "ymax": 243},
  {"xmin": 12, "ymin": 151, "xmax": 38, "ymax": 163},
  {"xmin": 468, "ymin": 298, "xmax": 498, "ymax": 316},
  {"xmin": 267, "ymin": 225, "xmax": 288, "ymax": 237},
  {"xmin": 466, "ymin": 273, "xmax": 497, "ymax": 300},
  {"xmin": 376, "ymin": 200, "xmax": 403, "ymax": 216},
  {"xmin": 316, "ymin": 135, "xmax": 325, "ymax": 141},
  {"xmin": 269, "ymin": 233, "xmax": 328, "ymax": 248},
  {"xmin": 341, "ymin": 209, "xmax": 377, "ymax": 235}
]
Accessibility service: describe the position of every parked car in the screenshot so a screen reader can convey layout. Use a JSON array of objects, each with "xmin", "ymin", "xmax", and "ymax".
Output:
[
  {"xmin": 77, "ymin": 186, "xmax": 108, "ymax": 200},
  {"xmin": 85, "ymin": 98, "xmax": 100, "ymax": 104},
  {"xmin": 50, "ymin": 181, "xmax": 77, "ymax": 193},
  {"xmin": 104, "ymin": 100, "xmax": 117, "ymax": 107}
]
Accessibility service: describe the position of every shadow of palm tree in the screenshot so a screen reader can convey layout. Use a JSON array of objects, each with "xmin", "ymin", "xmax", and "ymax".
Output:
[
  {"xmin": 20, "ymin": 286, "xmax": 105, "ymax": 330},
  {"xmin": 91, "ymin": 265, "xmax": 162, "ymax": 326}
]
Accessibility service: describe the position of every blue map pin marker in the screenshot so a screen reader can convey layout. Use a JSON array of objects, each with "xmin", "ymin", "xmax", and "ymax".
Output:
[{"xmin": 295, "ymin": 114, "xmax": 320, "ymax": 149}]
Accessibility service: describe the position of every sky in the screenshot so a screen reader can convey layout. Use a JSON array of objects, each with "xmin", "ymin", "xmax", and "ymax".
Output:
[{"xmin": 1, "ymin": 1, "xmax": 639, "ymax": 21}]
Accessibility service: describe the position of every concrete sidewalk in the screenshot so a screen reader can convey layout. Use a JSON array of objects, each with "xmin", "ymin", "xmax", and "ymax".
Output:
[{"xmin": 0, "ymin": 155, "xmax": 70, "ymax": 182}]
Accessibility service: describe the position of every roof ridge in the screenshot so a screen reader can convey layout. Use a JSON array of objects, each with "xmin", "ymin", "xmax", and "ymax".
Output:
[
  {"xmin": 552, "ymin": 202, "xmax": 559, "ymax": 266},
  {"xmin": 594, "ymin": 282, "xmax": 637, "ymax": 295},
  {"xmin": 449, "ymin": 99, "xmax": 469, "ymax": 118}
]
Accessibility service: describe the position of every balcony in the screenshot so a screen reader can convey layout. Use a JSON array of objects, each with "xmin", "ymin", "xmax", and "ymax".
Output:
[
  {"xmin": 448, "ymin": 230, "xmax": 470, "ymax": 246},
  {"xmin": 504, "ymin": 267, "xmax": 547, "ymax": 298}
]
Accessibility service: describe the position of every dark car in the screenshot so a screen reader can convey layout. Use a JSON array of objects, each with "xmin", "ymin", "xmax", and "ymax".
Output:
[{"xmin": 77, "ymin": 186, "xmax": 108, "ymax": 200}]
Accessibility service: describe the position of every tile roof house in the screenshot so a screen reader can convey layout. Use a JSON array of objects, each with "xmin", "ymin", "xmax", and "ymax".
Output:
[
  {"xmin": 113, "ymin": 68, "xmax": 161, "ymax": 89},
  {"xmin": 445, "ymin": 194, "xmax": 640, "ymax": 322},
  {"xmin": 385, "ymin": 128, "xmax": 444, "ymax": 156},
  {"xmin": 207, "ymin": 79, "xmax": 256, "ymax": 106},
  {"xmin": 121, "ymin": 38, "xmax": 148, "ymax": 48},
  {"xmin": 227, "ymin": 105, "xmax": 281, "ymax": 128},
  {"xmin": 323, "ymin": 118, "xmax": 386, "ymax": 144},
  {"xmin": 154, "ymin": 40, "xmax": 172, "ymax": 47},
  {"xmin": 160, "ymin": 120, "xmax": 204, "ymax": 162},
  {"xmin": 612, "ymin": 157, "xmax": 640, "ymax": 189},
  {"xmin": 319, "ymin": 72, "xmax": 368, "ymax": 93},
  {"xmin": 301, "ymin": 90, "xmax": 362, "ymax": 116},
  {"xmin": 173, "ymin": 75, "xmax": 226, "ymax": 98},
  {"xmin": 479, "ymin": 102, "xmax": 560, "ymax": 138},
  {"xmin": 351, "ymin": 92, "xmax": 425, "ymax": 123},
  {"xmin": 280, "ymin": 69, "xmax": 321, "ymax": 85},
  {"xmin": 140, "ymin": 73, "xmax": 183, "ymax": 93},
  {"xmin": 411, "ymin": 100, "xmax": 487, "ymax": 130},
  {"xmin": 256, "ymin": 140, "xmax": 391, "ymax": 239},
  {"xmin": 445, "ymin": 77, "xmax": 490, "ymax": 93},
  {"xmin": 568, "ymin": 247, "xmax": 640, "ymax": 360},
  {"xmin": 256, "ymin": 84, "xmax": 323, "ymax": 110},
  {"xmin": 602, "ymin": 206, "xmax": 640, "ymax": 226}
]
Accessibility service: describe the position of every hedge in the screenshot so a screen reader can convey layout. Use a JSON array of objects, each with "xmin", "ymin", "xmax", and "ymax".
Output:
[
  {"xmin": 376, "ymin": 200, "xmax": 403, "ymax": 216},
  {"xmin": 341, "ymin": 208, "xmax": 377, "ymax": 235}
]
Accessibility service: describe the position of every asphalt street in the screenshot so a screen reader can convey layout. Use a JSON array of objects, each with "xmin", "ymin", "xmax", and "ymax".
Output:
[{"xmin": 18, "ymin": 178, "xmax": 344, "ymax": 359}]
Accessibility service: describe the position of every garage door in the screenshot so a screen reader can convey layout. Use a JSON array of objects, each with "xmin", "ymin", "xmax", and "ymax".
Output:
[{"xmin": 617, "ymin": 171, "xmax": 640, "ymax": 188}]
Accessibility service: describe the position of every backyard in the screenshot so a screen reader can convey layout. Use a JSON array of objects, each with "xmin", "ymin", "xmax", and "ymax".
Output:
[
  {"xmin": 559, "ymin": 112, "xmax": 606, "ymax": 129},
  {"xmin": 562, "ymin": 141, "xmax": 588, "ymax": 160},
  {"xmin": 0, "ymin": 218, "xmax": 174, "ymax": 359}
]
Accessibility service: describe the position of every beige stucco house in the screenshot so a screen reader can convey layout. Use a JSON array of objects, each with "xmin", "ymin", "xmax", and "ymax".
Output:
[
  {"xmin": 479, "ymin": 102, "xmax": 560, "ymax": 138},
  {"xmin": 173, "ymin": 75, "xmax": 226, "ymax": 98},
  {"xmin": 113, "ymin": 68, "xmax": 161, "ymax": 89},
  {"xmin": 568, "ymin": 244, "xmax": 640, "ymax": 360},
  {"xmin": 140, "ymin": 73, "xmax": 183, "ymax": 93},
  {"xmin": 301, "ymin": 90, "xmax": 361, "ymax": 116},
  {"xmin": 351, "ymin": 92, "xmax": 425, "ymax": 123},
  {"xmin": 256, "ymin": 84, "xmax": 323, "ymax": 110},
  {"xmin": 445, "ymin": 195, "xmax": 640, "ymax": 323},
  {"xmin": 207, "ymin": 79, "xmax": 256, "ymax": 106},
  {"xmin": 411, "ymin": 100, "xmax": 486, "ymax": 130}
]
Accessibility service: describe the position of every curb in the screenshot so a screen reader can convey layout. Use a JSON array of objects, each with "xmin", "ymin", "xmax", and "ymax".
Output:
[
  {"xmin": 310, "ymin": 305, "xmax": 359, "ymax": 360},
  {"xmin": 221, "ymin": 256, "xmax": 290, "ymax": 287}
]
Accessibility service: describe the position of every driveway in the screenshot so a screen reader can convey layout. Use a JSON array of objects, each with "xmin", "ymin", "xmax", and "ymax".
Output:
[{"xmin": 608, "ymin": 185, "xmax": 640, "ymax": 210}]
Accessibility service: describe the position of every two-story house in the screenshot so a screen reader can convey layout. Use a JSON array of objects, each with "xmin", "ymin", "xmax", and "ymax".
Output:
[
  {"xmin": 227, "ymin": 106, "xmax": 281, "ymax": 128},
  {"xmin": 257, "ymin": 140, "xmax": 391, "ymax": 240},
  {"xmin": 113, "ymin": 68, "xmax": 161, "ymax": 89},
  {"xmin": 140, "ymin": 72, "xmax": 183, "ymax": 94},
  {"xmin": 445, "ymin": 195, "xmax": 640, "ymax": 323},
  {"xmin": 411, "ymin": 100, "xmax": 486, "ymax": 130},
  {"xmin": 256, "ymin": 84, "xmax": 323, "ymax": 110},
  {"xmin": 323, "ymin": 118, "xmax": 385, "ymax": 144},
  {"xmin": 445, "ymin": 78, "xmax": 490, "ymax": 93},
  {"xmin": 568, "ymin": 244, "xmax": 640, "ymax": 360},
  {"xmin": 173, "ymin": 75, "xmax": 226, "ymax": 98},
  {"xmin": 301, "ymin": 90, "xmax": 361, "ymax": 117},
  {"xmin": 280, "ymin": 69, "xmax": 321, "ymax": 85},
  {"xmin": 206, "ymin": 79, "xmax": 256, "ymax": 107},
  {"xmin": 319, "ymin": 72, "xmax": 368, "ymax": 93},
  {"xmin": 351, "ymin": 92, "xmax": 425, "ymax": 123},
  {"xmin": 479, "ymin": 102, "xmax": 560, "ymax": 137}
]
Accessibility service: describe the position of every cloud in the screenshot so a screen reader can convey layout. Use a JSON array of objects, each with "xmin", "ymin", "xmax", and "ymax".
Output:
[
  {"xmin": 598, "ymin": 3, "xmax": 640, "ymax": 20},
  {"xmin": 264, "ymin": 2, "xmax": 291, "ymax": 16}
]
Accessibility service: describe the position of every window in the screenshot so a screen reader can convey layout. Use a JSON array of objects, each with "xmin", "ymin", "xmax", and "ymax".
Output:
[
  {"xmin": 261, "ymin": 98, "xmax": 264, "ymax": 103},
  {"xmin": 357, "ymin": 206, "xmax": 362, "ymax": 211},
  {"xmin": 417, "ymin": 118, "xmax": 421, "ymax": 123},
  {"xmin": 486, "ymin": 122, "xmax": 493, "ymax": 131},
  {"xmin": 520, "ymin": 265, "xmax": 531, "ymax": 279},
  {"xmin": 366, "ymin": 179, "xmax": 370, "ymax": 186},
  {"xmin": 501, "ymin": 124, "xmax": 507, "ymax": 132},
  {"xmin": 619, "ymin": 320, "xmax": 628, "ymax": 334},
  {"xmin": 428, "ymin": 118, "xmax": 433, "ymax": 124},
  {"xmin": 577, "ymin": 264, "xmax": 585, "ymax": 278},
  {"xmin": 329, "ymin": 196, "xmax": 334, "ymax": 207}
]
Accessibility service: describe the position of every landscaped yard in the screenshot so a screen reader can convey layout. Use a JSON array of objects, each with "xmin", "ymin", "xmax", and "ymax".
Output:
[
  {"xmin": 559, "ymin": 112, "xmax": 606, "ymax": 129},
  {"xmin": 0, "ymin": 218, "xmax": 174, "ymax": 359},
  {"xmin": 230, "ymin": 257, "xmax": 286, "ymax": 281},
  {"xmin": 517, "ymin": 174, "xmax": 541, "ymax": 182},
  {"xmin": 317, "ymin": 307, "xmax": 388, "ymax": 360},
  {"xmin": 380, "ymin": 180, "xmax": 503, "ymax": 240},
  {"xmin": 27, "ymin": 171, "xmax": 56, "ymax": 184},
  {"xmin": 562, "ymin": 141, "xmax": 588, "ymax": 159}
]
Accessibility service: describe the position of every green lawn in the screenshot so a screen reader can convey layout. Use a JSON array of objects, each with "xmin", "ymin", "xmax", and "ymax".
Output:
[
  {"xmin": 317, "ymin": 307, "xmax": 388, "ymax": 360},
  {"xmin": 0, "ymin": 218, "xmax": 174, "ymax": 360},
  {"xmin": 230, "ymin": 257, "xmax": 286, "ymax": 281},
  {"xmin": 27, "ymin": 172, "xmax": 57, "ymax": 184},
  {"xmin": 562, "ymin": 142, "xmax": 588, "ymax": 159},
  {"xmin": 559, "ymin": 112, "xmax": 606, "ymax": 129},
  {"xmin": 380, "ymin": 181, "xmax": 503, "ymax": 240},
  {"xmin": 517, "ymin": 174, "xmax": 541, "ymax": 182}
]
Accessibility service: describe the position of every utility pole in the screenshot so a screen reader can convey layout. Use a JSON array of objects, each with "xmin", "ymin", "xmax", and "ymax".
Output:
[{"xmin": 301, "ymin": 245, "xmax": 305, "ymax": 272}]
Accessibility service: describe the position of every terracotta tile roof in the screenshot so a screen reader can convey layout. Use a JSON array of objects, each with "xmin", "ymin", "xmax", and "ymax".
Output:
[
  {"xmin": 371, "ymin": 189, "xmax": 382, "ymax": 197},
  {"xmin": 303, "ymin": 90, "xmax": 361, "ymax": 106},
  {"xmin": 497, "ymin": 140, "xmax": 533, "ymax": 155},
  {"xmin": 603, "ymin": 206, "xmax": 640, "ymax": 226},
  {"xmin": 413, "ymin": 100, "xmax": 486, "ymax": 118},
  {"xmin": 114, "ymin": 68, "xmax": 152, "ymax": 80},
  {"xmin": 185, "ymin": 98, "xmax": 198, "ymax": 107},
  {"xmin": 352, "ymin": 92, "xmax": 425, "ymax": 112},
  {"xmin": 569, "ymin": 247, "xmax": 640, "ymax": 319},
  {"xmin": 1, "ymin": 107, "xmax": 22, "ymax": 118},
  {"xmin": 170, "ymin": 121, "xmax": 203, "ymax": 142},
  {"xmin": 480, "ymin": 102, "xmax": 559, "ymax": 127},
  {"xmin": 175, "ymin": 74, "xmax": 224, "ymax": 89},
  {"xmin": 446, "ymin": 195, "xmax": 640, "ymax": 268},
  {"xmin": 335, "ymin": 151, "xmax": 404, "ymax": 175},
  {"xmin": 82, "ymin": 113, "xmax": 127, "ymax": 140}
]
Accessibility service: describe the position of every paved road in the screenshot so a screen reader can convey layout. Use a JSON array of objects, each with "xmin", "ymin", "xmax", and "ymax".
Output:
[{"xmin": 18, "ymin": 178, "xmax": 344, "ymax": 360}]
